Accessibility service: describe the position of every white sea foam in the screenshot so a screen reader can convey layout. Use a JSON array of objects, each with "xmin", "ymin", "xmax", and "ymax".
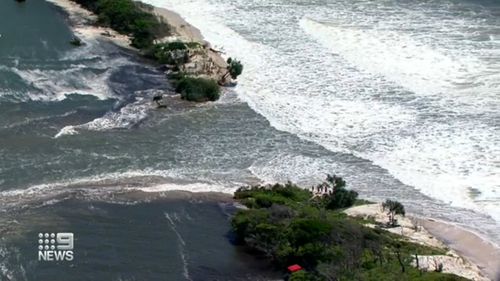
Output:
[
  {"xmin": 83, "ymin": 98, "xmax": 149, "ymax": 130},
  {"xmin": 9, "ymin": 64, "xmax": 114, "ymax": 101},
  {"xmin": 54, "ymin": 125, "xmax": 78, "ymax": 138},
  {"xmin": 300, "ymin": 19, "xmax": 478, "ymax": 96},
  {"xmin": 299, "ymin": 18, "xmax": 499, "ymax": 114},
  {"xmin": 248, "ymin": 154, "xmax": 341, "ymax": 186},
  {"xmin": 54, "ymin": 90, "xmax": 161, "ymax": 138},
  {"xmin": 141, "ymin": 0, "xmax": 500, "ymax": 226},
  {"xmin": 1, "ymin": 30, "xmax": 133, "ymax": 102},
  {"xmin": 0, "ymin": 246, "xmax": 15, "ymax": 281},
  {"xmin": 164, "ymin": 212, "xmax": 192, "ymax": 281},
  {"xmin": 0, "ymin": 169, "xmax": 235, "ymax": 211},
  {"xmin": 137, "ymin": 182, "xmax": 234, "ymax": 194}
]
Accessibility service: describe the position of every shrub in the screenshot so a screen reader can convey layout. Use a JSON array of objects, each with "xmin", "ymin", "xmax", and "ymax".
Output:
[
  {"xmin": 324, "ymin": 188, "xmax": 358, "ymax": 210},
  {"xmin": 148, "ymin": 42, "xmax": 190, "ymax": 64},
  {"xmin": 234, "ymin": 182, "xmax": 312, "ymax": 208},
  {"xmin": 160, "ymin": 41, "xmax": 187, "ymax": 51},
  {"xmin": 316, "ymin": 175, "xmax": 358, "ymax": 210},
  {"xmin": 175, "ymin": 77, "xmax": 220, "ymax": 102},
  {"xmin": 290, "ymin": 271, "xmax": 322, "ymax": 281},
  {"xmin": 185, "ymin": 42, "xmax": 202, "ymax": 49}
]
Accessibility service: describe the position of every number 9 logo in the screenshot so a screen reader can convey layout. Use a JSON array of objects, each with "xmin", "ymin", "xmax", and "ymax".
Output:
[{"xmin": 56, "ymin": 233, "xmax": 74, "ymax": 250}]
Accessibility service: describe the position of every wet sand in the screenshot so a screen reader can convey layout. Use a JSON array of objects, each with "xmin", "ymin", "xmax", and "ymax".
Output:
[{"xmin": 417, "ymin": 218, "xmax": 500, "ymax": 280}]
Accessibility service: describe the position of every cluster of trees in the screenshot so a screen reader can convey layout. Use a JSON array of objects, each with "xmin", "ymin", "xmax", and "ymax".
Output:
[
  {"xmin": 231, "ymin": 176, "xmax": 467, "ymax": 281},
  {"xmin": 71, "ymin": 0, "xmax": 170, "ymax": 49}
]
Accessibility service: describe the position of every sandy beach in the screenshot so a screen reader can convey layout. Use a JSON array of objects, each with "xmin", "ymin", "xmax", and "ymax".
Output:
[
  {"xmin": 345, "ymin": 204, "xmax": 500, "ymax": 280},
  {"xmin": 417, "ymin": 218, "xmax": 500, "ymax": 280}
]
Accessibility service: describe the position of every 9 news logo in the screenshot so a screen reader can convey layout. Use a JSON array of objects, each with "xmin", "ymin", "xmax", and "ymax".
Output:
[{"xmin": 37, "ymin": 232, "xmax": 74, "ymax": 262}]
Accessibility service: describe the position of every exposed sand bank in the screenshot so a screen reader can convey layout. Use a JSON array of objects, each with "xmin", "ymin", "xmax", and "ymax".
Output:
[
  {"xmin": 417, "ymin": 218, "xmax": 500, "ymax": 281},
  {"xmin": 345, "ymin": 204, "xmax": 497, "ymax": 281}
]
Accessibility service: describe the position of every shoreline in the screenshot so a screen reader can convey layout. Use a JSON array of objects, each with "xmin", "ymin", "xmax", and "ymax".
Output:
[
  {"xmin": 123, "ymin": 185, "xmax": 500, "ymax": 280},
  {"xmin": 152, "ymin": 6, "xmax": 229, "ymax": 78},
  {"xmin": 40, "ymin": 0, "xmax": 499, "ymax": 279},
  {"xmin": 47, "ymin": 0, "xmax": 134, "ymax": 50},
  {"xmin": 48, "ymin": 0, "xmax": 228, "ymax": 81},
  {"xmin": 345, "ymin": 204, "xmax": 499, "ymax": 280},
  {"xmin": 416, "ymin": 217, "xmax": 500, "ymax": 280}
]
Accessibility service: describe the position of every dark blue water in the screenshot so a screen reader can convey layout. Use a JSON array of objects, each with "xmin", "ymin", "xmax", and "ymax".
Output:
[{"xmin": 0, "ymin": 197, "xmax": 280, "ymax": 280}]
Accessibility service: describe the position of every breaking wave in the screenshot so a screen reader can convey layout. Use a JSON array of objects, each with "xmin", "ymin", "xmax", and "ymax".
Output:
[{"xmin": 143, "ymin": 0, "xmax": 500, "ymax": 226}]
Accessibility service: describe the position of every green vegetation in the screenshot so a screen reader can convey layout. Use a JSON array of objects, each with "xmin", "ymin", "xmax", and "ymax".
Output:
[
  {"xmin": 231, "ymin": 176, "xmax": 468, "ymax": 281},
  {"xmin": 69, "ymin": 0, "xmax": 240, "ymax": 102},
  {"xmin": 146, "ymin": 41, "xmax": 203, "ymax": 65},
  {"xmin": 225, "ymin": 57, "xmax": 244, "ymax": 80},
  {"xmin": 147, "ymin": 41, "xmax": 189, "ymax": 65},
  {"xmin": 175, "ymin": 76, "xmax": 220, "ymax": 102},
  {"xmin": 71, "ymin": 0, "xmax": 170, "ymax": 49},
  {"xmin": 383, "ymin": 199, "xmax": 406, "ymax": 227}
]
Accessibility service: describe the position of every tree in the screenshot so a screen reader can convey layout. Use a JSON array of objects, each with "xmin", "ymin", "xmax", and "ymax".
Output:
[
  {"xmin": 222, "ymin": 57, "xmax": 243, "ymax": 81},
  {"xmin": 382, "ymin": 200, "xmax": 405, "ymax": 227}
]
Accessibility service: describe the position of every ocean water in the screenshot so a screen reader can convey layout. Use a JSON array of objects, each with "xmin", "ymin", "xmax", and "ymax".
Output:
[
  {"xmin": 143, "ymin": 0, "xmax": 500, "ymax": 236},
  {"xmin": 0, "ymin": 0, "xmax": 499, "ymax": 279},
  {"xmin": 0, "ymin": 197, "xmax": 281, "ymax": 280}
]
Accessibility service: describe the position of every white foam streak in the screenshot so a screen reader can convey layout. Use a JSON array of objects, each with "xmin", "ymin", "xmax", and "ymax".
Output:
[
  {"xmin": 300, "ymin": 18, "xmax": 481, "ymax": 97},
  {"xmin": 54, "ymin": 93, "xmax": 156, "ymax": 138},
  {"xmin": 54, "ymin": 125, "xmax": 78, "ymax": 138},
  {"xmin": 9, "ymin": 64, "xmax": 114, "ymax": 102},
  {"xmin": 164, "ymin": 212, "xmax": 192, "ymax": 281}
]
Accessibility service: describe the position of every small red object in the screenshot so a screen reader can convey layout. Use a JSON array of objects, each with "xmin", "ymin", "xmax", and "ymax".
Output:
[{"xmin": 287, "ymin": 264, "xmax": 303, "ymax": 272}]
